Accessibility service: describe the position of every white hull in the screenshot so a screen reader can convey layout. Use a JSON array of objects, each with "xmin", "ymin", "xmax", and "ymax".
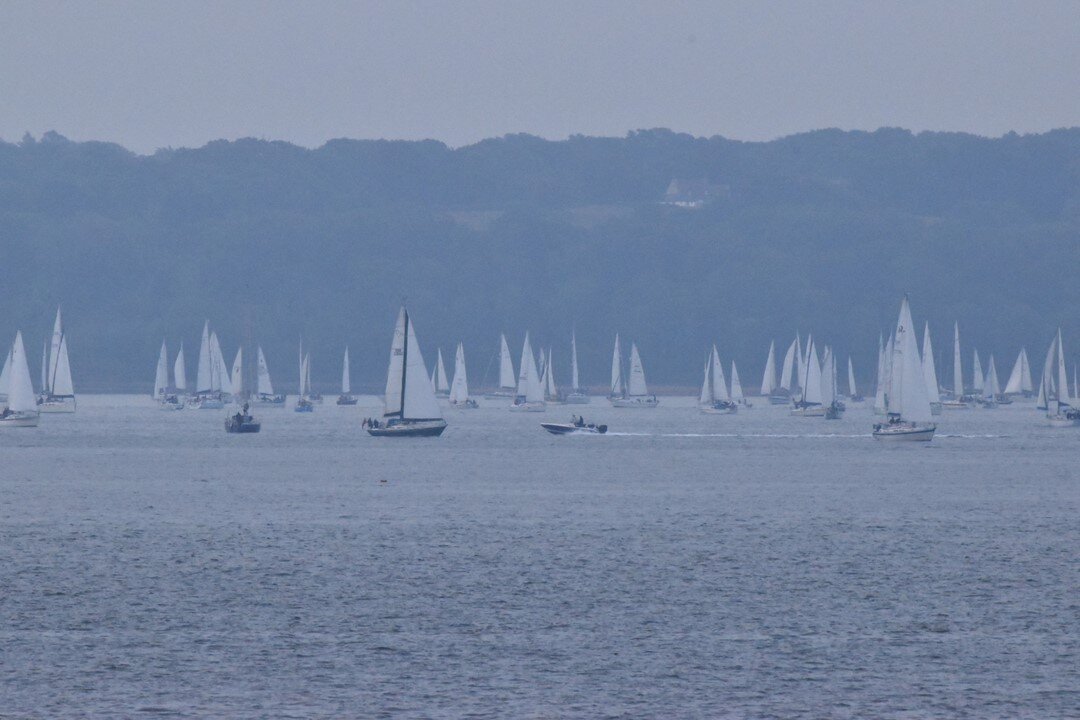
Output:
[
  {"xmin": 700, "ymin": 404, "xmax": 737, "ymax": 415},
  {"xmin": 158, "ymin": 400, "xmax": 185, "ymax": 411},
  {"xmin": 37, "ymin": 395, "xmax": 76, "ymax": 413},
  {"xmin": 790, "ymin": 405, "xmax": 826, "ymax": 417},
  {"xmin": 484, "ymin": 391, "xmax": 516, "ymax": 400},
  {"xmin": 509, "ymin": 401, "xmax": 546, "ymax": 413},
  {"xmin": 610, "ymin": 396, "xmax": 659, "ymax": 408},
  {"xmin": 1046, "ymin": 414, "xmax": 1080, "ymax": 428},
  {"xmin": 872, "ymin": 423, "xmax": 936, "ymax": 441},
  {"xmin": 0, "ymin": 412, "xmax": 39, "ymax": 427},
  {"xmin": 564, "ymin": 393, "xmax": 590, "ymax": 404},
  {"xmin": 941, "ymin": 400, "xmax": 969, "ymax": 410},
  {"xmin": 194, "ymin": 397, "xmax": 225, "ymax": 410}
]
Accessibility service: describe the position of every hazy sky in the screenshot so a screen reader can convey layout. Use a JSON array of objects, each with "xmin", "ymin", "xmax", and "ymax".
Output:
[{"xmin": 2, "ymin": 1, "xmax": 1078, "ymax": 153}]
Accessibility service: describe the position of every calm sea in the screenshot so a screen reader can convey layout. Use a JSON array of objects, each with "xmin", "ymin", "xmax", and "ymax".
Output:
[{"xmin": 1, "ymin": 396, "xmax": 1077, "ymax": 718}]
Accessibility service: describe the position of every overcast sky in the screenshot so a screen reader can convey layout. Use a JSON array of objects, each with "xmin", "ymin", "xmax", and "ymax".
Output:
[{"xmin": 2, "ymin": 1, "xmax": 1078, "ymax": 154}]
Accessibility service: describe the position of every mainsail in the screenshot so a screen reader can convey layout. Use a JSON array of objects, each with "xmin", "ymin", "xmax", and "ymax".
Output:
[
  {"xmin": 886, "ymin": 297, "xmax": 933, "ymax": 423},
  {"xmin": 761, "ymin": 340, "xmax": 777, "ymax": 395}
]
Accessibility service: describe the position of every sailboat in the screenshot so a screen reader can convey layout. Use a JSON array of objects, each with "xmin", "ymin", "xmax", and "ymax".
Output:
[
  {"xmin": 760, "ymin": 340, "xmax": 778, "ymax": 400},
  {"xmin": 337, "ymin": 347, "xmax": 357, "ymax": 405},
  {"xmin": 730, "ymin": 360, "xmax": 750, "ymax": 408},
  {"xmin": 510, "ymin": 332, "xmax": 546, "ymax": 412},
  {"xmin": 921, "ymin": 323, "xmax": 942, "ymax": 415},
  {"xmin": 941, "ymin": 322, "xmax": 968, "ymax": 409},
  {"xmin": 1004, "ymin": 348, "xmax": 1034, "ymax": 397},
  {"xmin": 772, "ymin": 337, "xmax": 799, "ymax": 404},
  {"xmin": 978, "ymin": 355, "xmax": 1001, "ymax": 408},
  {"xmin": 173, "ymin": 343, "xmax": 188, "ymax": 402},
  {"xmin": 295, "ymin": 343, "xmax": 314, "ymax": 412},
  {"xmin": 791, "ymin": 338, "xmax": 825, "ymax": 416},
  {"xmin": 433, "ymin": 349, "xmax": 450, "ymax": 398},
  {"xmin": 365, "ymin": 307, "xmax": 447, "ymax": 436},
  {"xmin": 484, "ymin": 334, "xmax": 517, "ymax": 399},
  {"xmin": 448, "ymin": 342, "xmax": 478, "ymax": 408},
  {"xmin": 192, "ymin": 322, "xmax": 227, "ymax": 409},
  {"xmin": 255, "ymin": 346, "xmax": 285, "ymax": 405},
  {"xmin": 972, "ymin": 349, "xmax": 984, "ymax": 397},
  {"xmin": 565, "ymin": 332, "xmax": 589, "ymax": 404},
  {"xmin": 224, "ymin": 341, "xmax": 260, "ymax": 433},
  {"xmin": 0, "ymin": 347, "xmax": 11, "ymax": 403},
  {"xmin": 822, "ymin": 347, "xmax": 844, "ymax": 419},
  {"xmin": 847, "ymin": 356, "xmax": 863, "ymax": 402},
  {"xmin": 699, "ymin": 346, "xmax": 736, "ymax": 414},
  {"xmin": 0, "ymin": 332, "xmax": 40, "ymax": 427},
  {"xmin": 610, "ymin": 339, "xmax": 658, "ymax": 408},
  {"xmin": 873, "ymin": 334, "xmax": 888, "ymax": 415},
  {"xmin": 873, "ymin": 296, "xmax": 936, "ymax": 441},
  {"xmin": 542, "ymin": 348, "xmax": 563, "ymax": 404},
  {"xmin": 1039, "ymin": 330, "xmax": 1077, "ymax": 427},
  {"xmin": 230, "ymin": 347, "xmax": 244, "ymax": 401},
  {"xmin": 154, "ymin": 340, "xmax": 184, "ymax": 410},
  {"xmin": 37, "ymin": 307, "xmax": 76, "ymax": 412}
]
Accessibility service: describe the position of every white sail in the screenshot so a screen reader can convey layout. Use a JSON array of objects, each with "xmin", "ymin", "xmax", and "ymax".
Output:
[
  {"xmin": 46, "ymin": 307, "xmax": 62, "ymax": 393},
  {"xmin": 435, "ymin": 349, "xmax": 449, "ymax": 393},
  {"xmin": 174, "ymin": 343, "xmax": 187, "ymax": 391},
  {"xmin": 340, "ymin": 347, "xmax": 351, "ymax": 394},
  {"xmin": 516, "ymin": 333, "xmax": 544, "ymax": 403},
  {"xmin": 887, "ymin": 297, "xmax": 933, "ymax": 423},
  {"xmin": 730, "ymin": 360, "xmax": 744, "ymax": 402},
  {"xmin": 571, "ymin": 333, "xmax": 581, "ymax": 391},
  {"xmin": 875, "ymin": 334, "xmax": 893, "ymax": 414},
  {"xmin": 1020, "ymin": 348, "xmax": 1033, "ymax": 393},
  {"xmin": 0, "ymin": 348, "xmax": 11, "ymax": 398},
  {"xmin": 196, "ymin": 322, "xmax": 213, "ymax": 393},
  {"xmin": 610, "ymin": 334, "xmax": 624, "ymax": 397},
  {"xmin": 1004, "ymin": 349, "xmax": 1026, "ymax": 395},
  {"xmin": 545, "ymin": 348, "xmax": 557, "ymax": 399},
  {"xmin": 40, "ymin": 340, "xmax": 48, "ymax": 394},
  {"xmin": 921, "ymin": 323, "xmax": 940, "ymax": 404},
  {"xmin": 710, "ymin": 345, "xmax": 728, "ymax": 401},
  {"xmin": 820, "ymin": 347, "xmax": 835, "ymax": 405},
  {"xmin": 305, "ymin": 353, "xmax": 313, "ymax": 398},
  {"xmin": 6, "ymin": 332, "xmax": 37, "ymax": 413},
  {"xmin": 803, "ymin": 340, "xmax": 822, "ymax": 405},
  {"xmin": 760, "ymin": 340, "xmax": 776, "ymax": 395},
  {"xmin": 257, "ymin": 346, "xmax": 274, "ymax": 395},
  {"xmin": 498, "ymin": 334, "xmax": 515, "ymax": 389},
  {"xmin": 796, "ymin": 335, "xmax": 807, "ymax": 394},
  {"xmin": 698, "ymin": 354, "xmax": 712, "ymax": 405},
  {"xmin": 847, "ymin": 356, "xmax": 857, "ymax": 397},
  {"xmin": 449, "ymin": 342, "xmax": 469, "ymax": 403},
  {"xmin": 1037, "ymin": 336, "xmax": 1056, "ymax": 410},
  {"xmin": 972, "ymin": 350, "xmax": 983, "ymax": 392},
  {"xmin": 49, "ymin": 335, "xmax": 74, "ymax": 397},
  {"xmin": 1056, "ymin": 329, "xmax": 1070, "ymax": 404},
  {"xmin": 154, "ymin": 341, "xmax": 169, "ymax": 397},
  {"xmin": 298, "ymin": 344, "xmax": 307, "ymax": 397},
  {"xmin": 779, "ymin": 338, "xmax": 797, "ymax": 391},
  {"xmin": 381, "ymin": 308, "xmax": 443, "ymax": 420},
  {"xmin": 952, "ymin": 322, "xmax": 963, "ymax": 397},
  {"xmin": 231, "ymin": 347, "xmax": 243, "ymax": 396},
  {"xmin": 628, "ymin": 343, "xmax": 649, "ymax": 397},
  {"xmin": 984, "ymin": 356, "xmax": 1001, "ymax": 398},
  {"xmin": 210, "ymin": 332, "xmax": 232, "ymax": 394}
]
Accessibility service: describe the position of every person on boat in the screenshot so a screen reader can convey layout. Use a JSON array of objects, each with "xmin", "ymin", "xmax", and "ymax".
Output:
[{"xmin": 574, "ymin": 415, "xmax": 584, "ymax": 427}]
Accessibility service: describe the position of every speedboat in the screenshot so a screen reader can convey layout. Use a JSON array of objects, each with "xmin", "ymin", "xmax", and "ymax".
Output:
[
  {"xmin": 541, "ymin": 418, "xmax": 607, "ymax": 435},
  {"xmin": 225, "ymin": 405, "xmax": 261, "ymax": 433},
  {"xmin": 336, "ymin": 394, "xmax": 358, "ymax": 406}
]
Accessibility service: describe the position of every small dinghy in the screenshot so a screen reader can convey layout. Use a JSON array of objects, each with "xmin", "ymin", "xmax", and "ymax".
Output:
[
  {"xmin": 225, "ymin": 403, "xmax": 261, "ymax": 433},
  {"xmin": 541, "ymin": 415, "xmax": 607, "ymax": 435}
]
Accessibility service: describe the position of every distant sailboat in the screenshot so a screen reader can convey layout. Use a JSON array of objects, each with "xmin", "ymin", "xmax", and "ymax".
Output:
[
  {"xmin": 510, "ymin": 332, "xmax": 546, "ymax": 412},
  {"xmin": 1, "ymin": 332, "xmax": 40, "ymax": 427},
  {"xmin": 699, "ymin": 345, "xmax": 736, "ymax": 414},
  {"xmin": 174, "ymin": 343, "xmax": 187, "ymax": 399},
  {"xmin": 921, "ymin": 323, "xmax": 942, "ymax": 415},
  {"xmin": 941, "ymin": 322, "xmax": 968, "ymax": 408},
  {"xmin": 485, "ymin": 333, "xmax": 517, "ymax": 399},
  {"xmin": 773, "ymin": 336, "xmax": 799, "ymax": 404},
  {"xmin": 230, "ymin": 347, "xmax": 244, "ymax": 400},
  {"xmin": 449, "ymin": 342, "xmax": 478, "ymax": 408},
  {"xmin": 610, "ymin": 340, "xmax": 658, "ymax": 408},
  {"xmin": 37, "ymin": 307, "xmax": 76, "ymax": 413},
  {"xmin": 791, "ymin": 338, "xmax": 825, "ymax": 416},
  {"xmin": 1039, "ymin": 330, "xmax": 1077, "ymax": 426},
  {"xmin": 972, "ymin": 349, "xmax": 984, "ymax": 395},
  {"xmin": 979, "ymin": 355, "xmax": 1001, "ymax": 408},
  {"xmin": 0, "ymin": 347, "xmax": 11, "ymax": 403},
  {"xmin": 730, "ymin": 360, "xmax": 750, "ymax": 408},
  {"xmin": 1004, "ymin": 348, "xmax": 1034, "ymax": 397},
  {"xmin": 193, "ymin": 322, "xmax": 227, "ymax": 409},
  {"xmin": 847, "ymin": 356, "xmax": 863, "ymax": 402},
  {"xmin": 255, "ymin": 346, "xmax": 285, "ymax": 405},
  {"xmin": 873, "ymin": 296, "xmax": 936, "ymax": 441},
  {"xmin": 565, "ymin": 332, "xmax": 589, "ymax": 404},
  {"xmin": 433, "ymin": 349, "xmax": 450, "ymax": 398},
  {"xmin": 365, "ymin": 307, "xmax": 447, "ymax": 436},
  {"xmin": 337, "ymin": 347, "xmax": 357, "ymax": 405},
  {"xmin": 542, "ymin": 348, "xmax": 562, "ymax": 403},
  {"xmin": 154, "ymin": 340, "xmax": 184, "ymax": 410},
  {"xmin": 873, "ymin": 334, "xmax": 888, "ymax": 415},
  {"xmin": 295, "ymin": 341, "xmax": 314, "ymax": 412}
]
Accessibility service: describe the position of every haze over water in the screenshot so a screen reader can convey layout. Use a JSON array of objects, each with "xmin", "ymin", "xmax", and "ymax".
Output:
[{"xmin": 1, "ymin": 396, "xmax": 1076, "ymax": 717}]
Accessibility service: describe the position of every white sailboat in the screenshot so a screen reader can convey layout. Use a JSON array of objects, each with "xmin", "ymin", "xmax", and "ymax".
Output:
[
  {"xmin": 699, "ymin": 345, "xmax": 736, "ymax": 414},
  {"xmin": 365, "ymin": 307, "xmax": 447, "ymax": 436},
  {"xmin": 336, "ymin": 347, "xmax": 357, "ymax": 405},
  {"xmin": 485, "ymin": 333, "xmax": 517, "ymax": 399},
  {"xmin": 791, "ymin": 338, "xmax": 825, "ymax": 416},
  {"xmin": 873, "ymin": 296, "xmax": 936, "ymax": 441},
  {"xmin": 1040, "ymin": 330, "xmax": 1077, "ymax": 426},
  {"xmin": 192, "ymin": 322, "xmax": 226, "ymax": 408},
  {"xmin": 295, "ymin": 344, "xmax": 315, "ymax": 412},
  {"xmin": 972, "ymin": 349, "xmax": 984, "ymax": 395},
  {"xmin": 609, "ymin": 334, "xmax": 624, "ymax": 400},
  {"xmin": 921, "ymin": 323, "xmax": 942, "ymax": 415},
  {"xmin": 174, "ymin": 343, "xmax": 187, "ymax": 399},
  {"xmin": 434, "ymin": 349, "xmax": 450, "ymax": 398},
  {"xmin": 730, "ymin": 360, "xmax": 750, "ymax": 407},
  {"xmin": 941, "ymin": 322, "xmax": 968, "ymax": 408},
  {"xmin": 847, "ymin": 356, "xmax": 862, "ymax": 401},
  {"xmin": 761, "ymin": 340, "xmax": 780, "ymax": 402},
  {"xmin": 254, "ymin": 346, "xmax": 285, "ymax": 405},
  {"xmin": 566, "ymin": 332, "xmax": 589, "ymax": 404},
  {"xmin": 154, "ymin": 340, "xmax": 185, "ymax": 410},
  {"xmin": 979, "ymin": 355, "xmax": 1001, "ymax": 408},
  {"xmin": 542, "ymin": 347, "xmax": 562, "ymax": 403},
  {"xmin": 231, "ymin": 347, "xmax": 244, "ymax": 400},
  {"xmin": 448, "ymin": 341, "xmax": 478, "ymax": 408},
  {"xmin": 37, "ymin": 307, "xmax": 76, "ymax": 412},
  {"xmin": 1004, "ymin": 348, "xmax": 1034, "ymax": 397},
  {"xmin": 510, "ymin": 332, "xmax": 546, "ymax": 412},
  {"xmin": 1, "ymin": 332, "xmax": 39, "ymax": 427},
  {"xmin": 611, "ymin": 340, "xmax": 658, "ymax": 408},
  {"xmin": 822, "ymin": 347, "xmax": 843, "ymax": 419}
]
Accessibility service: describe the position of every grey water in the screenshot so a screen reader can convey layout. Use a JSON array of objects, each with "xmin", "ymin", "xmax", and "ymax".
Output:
[{"xmin": 1, "ymin": 396, "xmax": 1077, "ymax": 718}]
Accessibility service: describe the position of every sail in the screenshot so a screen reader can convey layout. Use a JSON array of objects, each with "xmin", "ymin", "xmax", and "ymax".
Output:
[
  {"xmin": 779, "ymin": 338, "xmax": 797, "ymax": 391},
  {"xmin": 305, "ymin": 353, "xmax": 313, "ymax": 398},
  {"xmin": 231, "ymin": 347, "xmax": 243, "ymax": 396},
  {"xmin": 571, "ymin": 333, "xmax": 580, "ymax": 391},
  {"xmin": 47, "ymin": 307, "xmax": 63, "ymax": 394},
  {"xmin": 761, "ymin": 341, "xmax": 777, "ymax": 395},
  {"xmin": 173, "ymin": 344, "xmax": 187, "ymax": 391},
  {"xmin": 873, "ymin": 336, "xmax": 886, "ymax": 412},
  {"xmin": 610, "ymin": 335, "xmax": 623, "ymax": 397},
  {"xmin": 803, "ymin": 340, "xmax": 822, "ymax": 405},
  {"xmin": 1006, "ymin": 348, "xmax": 1032, "ymax": 394},
  {"xmin": 921, "ymin": 323, "xmax": 940, "ymax": 403},
  {"xmin": 516, "ymin": 333, "xmax": 544, "ymax": 403},
  {"xmin": 1056, "ymin": 329, "xmax": 1070, "ymax": 404},
  {"xmin": 1020, "ymin": 348, "xmax": 1033, "ymax": 393},
  {"xmin": 341, "ymin": 347, "xmax": 351, "ymax": 394},
  {"xmin": 820, "ymin": 348, "xmax": 834, "ymax": 404},
  {"xmin": 847, "ymin": 356, "xmax": 857, "ymax": 397},
  {"xmin": 698, "ymin": 355, "xmax": 711, "ymax": 405},
  {"xmin": 257, "ymin": 347, "xmax": 273, "ymax": 395},
  {"xmin": 545, "ymin": 348, "xmax": 557, "ymax": 398},
  {"xmin": 449, "ymin": 342, "xmax": 469, "ymax": 403},
  {"xmin": 498, "ymin": 334, "xmax": 515, "ymax": 389},
  {"xmin": 0, "ymin": 348, "xmax": 11, "ymax": 397},
  {"xmin": 49, "ymin": 335, "xmax": 74, "ymax": 397},
  {"xmin": 730, "ymin": 361, "xmax": 744, "ymax": 401},
  {"xmin": 952, "ymin": 322, "xmax": 963, "ymax": 397},
  {"xmin": 7, "ymin": 332, "xmax": 37, "ymax": 413},
  {"xmin": 435, "ymin": 349, "xmax": 449, "ymax": 393},
  {"xmin": 628, "ymin": 343, "xmax": 649, "ymax": 397},
  {"xmin": 154, "ymin": 341, "xmax": 169, "ymax": 397},
  {"xmin": 1037, "ymin": 336, "xmax": 1056, "ymax": 410},
  {"xmin": 887, "ymin": 297, "xmax": 933, "ymax": 422},
  {"xmin": 985, "ymin": 356, "xmax": 1001, "ymax": 398},
  {"xmin": 196, "ymin": 322, "xmax": 212, "ymax": 393},
  {"xmin": 711, "ymin": 345, "xmax": 728, "ymax": 401},
  {"xmin": 210, "ymin": 333, "xmax": 232, "ymax": 394},
  {"xmin": 40, "ymin": 340, "xmax": 48, "ymax": 394},
  {"xmin": 298, "ymin": 344, "xmax": 307, "ymax": 396},
  {"xmin": 972, "ymin": 350, "xmax": 983, "ymax": 392}
]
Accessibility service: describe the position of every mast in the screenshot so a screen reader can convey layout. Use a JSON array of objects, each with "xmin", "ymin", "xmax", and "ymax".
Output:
[{"xmin": 400, "ymin": 309, "xmax": 409, "ymax": 415}]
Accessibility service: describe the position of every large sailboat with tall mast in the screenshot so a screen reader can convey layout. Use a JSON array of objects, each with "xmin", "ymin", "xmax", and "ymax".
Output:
[
  {"xmin": 941, "ymin": 322, "xmax": 969, "ymax": 409},
  {"xmin": 873, "ymin": 296, "xmax": 936, "ymax": 441},
  {"xmin": 791, "ymin": 337, "xmax": 825, "ymax": 416},
  {"xmin": 1038, "ymin": 330, "xmax": 1078, "ymax": 427},
  {"xmin": 610, "ymin": 337, "xmax": 659, "ymax": 408},
  {"xmin": 365, "ymin": 307, "xmax": 447, "ymax": 436},
  {"xmin": 566, "ymin": 332, "xmax": 589, "ymax": 404},
  {"xmin": 1, "ymin": 332, "xmax": 40, "ymax": 427},
  {"xmin": 37, "ymin": 307, "xmax": 76, "ymax": 412},
  {"xmin": 192, "ymin": 322, "xmax": 228, "ymax": 409}
]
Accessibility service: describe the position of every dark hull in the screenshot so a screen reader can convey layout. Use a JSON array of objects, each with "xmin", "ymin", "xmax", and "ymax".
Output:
[
  {"xmin": 336, "ymin": 396, "xmax": 358, "ymax": 405},
  {"xmin": 541, "ymin": 422, "xmax": 607, "ymax": 435},
  {"xmin": 367, "ymin": 420, "xmax": 447, "ymax": 437},
  {"xmin": 225, "ymin": 418, "xmax": 261, "ymax": 433}
]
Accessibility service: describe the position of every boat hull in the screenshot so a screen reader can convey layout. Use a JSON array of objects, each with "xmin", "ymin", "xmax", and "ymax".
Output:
[
  {"xmin": 194, "ymin": 396, "xmax": 225, "ymax": 410},
  {"xmin": 564, "ymin": 393, "xmax": 590, "ymax": 405},
  {"xmin": 450, "ymin": 400, "xmax": 479, "ymax": 409},
  {"xmin": 158, "ymin": 400, "xmax": 185, "ymax": 411},
  {"xmin": 483, "ymin": 391, "xmax": 515, "ymax": 400},
  {"xmin": 37, "ymin": 395, "xmax": 76, "ymax": 413},
  {"xmin": 700, "ymin": 404, "xmax": 737, "ymax": 415},
  {"xmin": 1046, "ymin": 414, "xmax": 1080, "ymax": 428},
  {"xmin": 790, "ymin": 405, "xmax": 826, "ymax": 417},
  {"xmin": 256, "ymin": 395, "xmax": 286, "ymax": 406},
  {"xmin": 0, "ymin": 412, "xmax": 39, "ymax": 427},
  {"xmin": 610, "ymin": 396, "xmax": 659, "ymax": 408},
  {"xmin": 225, "ymin": 417, "xmax": 261, "ymax": 433},
  {"xmin": 367, "ymin": 419, "xmax": 447, "ymax": 437},
  {"xmin": 509, "ymin": 402, "xmax": 546, "ymax": 412},
  {"xmin": 872, "ymin": 423, "xmax": 936, "ymax": 441},
  {"xmin": 541, "ymin": 422, "xmax": 607, "ymax": 435},
  {"xmin": 336, "ymin": 395, "xmax": 358, "ymax": 405}
]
